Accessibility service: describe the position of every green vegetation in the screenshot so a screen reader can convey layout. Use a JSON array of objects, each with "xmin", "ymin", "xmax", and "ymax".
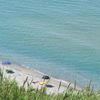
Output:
[{"xmin": 0, "ymin": 70, "xmax": 100, "ymax": 100}]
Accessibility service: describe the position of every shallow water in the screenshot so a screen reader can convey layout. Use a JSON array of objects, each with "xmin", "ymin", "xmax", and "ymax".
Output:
[{"xmin": 0, "ymin": 0, "xmax": 100, "ymax": 89}]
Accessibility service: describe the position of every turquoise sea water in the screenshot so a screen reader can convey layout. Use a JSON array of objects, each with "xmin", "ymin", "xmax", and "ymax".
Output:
[{"xmin": 0, "ymin": 0, "xmax": 100, "ymax": 89}]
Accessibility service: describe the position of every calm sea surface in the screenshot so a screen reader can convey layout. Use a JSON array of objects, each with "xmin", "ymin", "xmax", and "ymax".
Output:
[{"xmin": 0, "ymin": 0, "xmax": 100, "ymax": 89}]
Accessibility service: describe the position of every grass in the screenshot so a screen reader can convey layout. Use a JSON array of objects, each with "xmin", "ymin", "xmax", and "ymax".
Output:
[{"xmin": 0, "ymin": 69, "xmax": 100, "ymax": 100}]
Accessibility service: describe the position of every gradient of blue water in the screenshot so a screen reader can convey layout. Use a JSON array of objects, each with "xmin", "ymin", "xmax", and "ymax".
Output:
[{"xmin": 0, "ymin": 0, "xmax": 100, "ymax": 89}]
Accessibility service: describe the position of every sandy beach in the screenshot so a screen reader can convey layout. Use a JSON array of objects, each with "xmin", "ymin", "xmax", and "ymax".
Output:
[{"xmin": 0, "ymin": 61, "xmax": 80, "ymax": 94}]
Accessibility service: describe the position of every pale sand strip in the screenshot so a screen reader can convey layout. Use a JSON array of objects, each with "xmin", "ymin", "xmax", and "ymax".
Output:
[{"xmin": 0, "ymin": 62, "xmax": 80, "ymax": 94}]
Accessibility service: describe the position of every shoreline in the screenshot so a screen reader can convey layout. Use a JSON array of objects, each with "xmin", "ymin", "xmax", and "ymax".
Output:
[{"xmin": 0, "ymin": 61, "xmax": 80, "ymax": 94}]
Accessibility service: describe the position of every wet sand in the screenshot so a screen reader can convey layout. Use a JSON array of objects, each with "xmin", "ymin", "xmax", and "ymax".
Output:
[{"xmin": 0, "ymin": 62, "xmax": 80, "ymax": 94}]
